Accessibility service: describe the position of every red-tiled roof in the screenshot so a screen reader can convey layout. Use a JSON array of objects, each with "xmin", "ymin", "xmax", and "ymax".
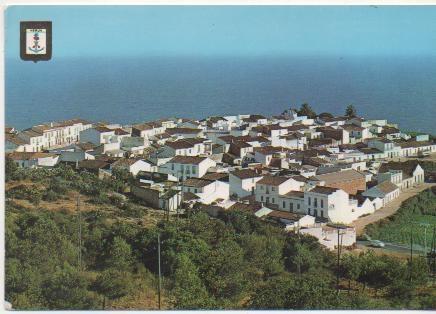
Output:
[
  {"xmin": 257, "ymin": 176, "xmax": 290, "ymax": 186},
  {"xmin": 169, "ymin": 155, "xmax": 207, "ymax": 165},
  {"xmin": 231, "ymin": 168, "xmax": 262, "ymax": 179}
]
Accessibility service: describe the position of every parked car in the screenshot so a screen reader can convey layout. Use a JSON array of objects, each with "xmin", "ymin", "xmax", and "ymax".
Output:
[{"xmin": 370, "ymin": 240, "xmax": 385, "ymax": 248}]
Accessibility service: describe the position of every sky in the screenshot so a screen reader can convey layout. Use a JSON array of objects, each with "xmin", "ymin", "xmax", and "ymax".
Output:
[{"xmin": 5, "ymin": 5, "xmax": 436, "ymax": 59}]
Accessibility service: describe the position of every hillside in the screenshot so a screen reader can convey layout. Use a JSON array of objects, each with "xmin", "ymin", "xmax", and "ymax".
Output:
[{"xmin": 5, "ymin": 160, "xmax": 436, "ymax": 310}]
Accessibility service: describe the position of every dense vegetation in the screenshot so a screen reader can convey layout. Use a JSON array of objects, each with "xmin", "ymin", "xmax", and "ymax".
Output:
[
  {"xmin": 366, "ymin": 187, "xmax": 436, "ymax": 248},
  {"xmin": 5, "ymin": 159, "xmax": 436, "ymax": 310}
]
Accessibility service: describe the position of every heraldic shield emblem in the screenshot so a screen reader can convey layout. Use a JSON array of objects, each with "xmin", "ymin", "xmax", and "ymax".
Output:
[{"xmin": 20, "ymin": 21, "xmax": 52, "ymax": 62}]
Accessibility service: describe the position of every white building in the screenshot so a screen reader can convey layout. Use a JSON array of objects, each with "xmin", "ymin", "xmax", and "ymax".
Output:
[
  {"xmin": 304, "ymin": 186, "xmax": 357, "ymax": 224},
  {"xmin": 131, "ymin": 121, "xmax": 168, "ymax": 139},
  {"xmin": 182, "ymin": 177, "xmax": 229, "ymax": 204},
  {"xmin": 163, "ymin": 138, "xmax": 210, "ymax": 157},
  {"xmin": 159, "ymin": 155, "xmax": 217, "ymax": 180},
  {"xmin": 300, "ymin": 225, "xmax": 356, "ymax": 250},
  {"xmin": 367, "ymin": 139, "xmax": 401, "ymax": 158},
  {"xmin": 229, "ymin": 168, "xmax": 263, "ymax": 198},
  {"xmin": 362, "ymin": 181, "xmax": 400, "ymax": 206},
  {"xmin": 7, "ymin": 152, "xmax": 59, "ymax": 168},
  {"xmin": 112, "ymin": 158, "xmax": 156, "ymax": 176},
  {"xmin": 255, "ymin": 176, "xmax": 304, "ymax": 208},
  {"xmin": 80, "ymin": 126, "xmax": 115, "ymax": 145}
]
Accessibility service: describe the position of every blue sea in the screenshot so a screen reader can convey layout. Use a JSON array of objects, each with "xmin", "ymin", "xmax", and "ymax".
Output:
[{"xmin": 5, "ymin": 56, "xmax": 436, "ymax": 133}]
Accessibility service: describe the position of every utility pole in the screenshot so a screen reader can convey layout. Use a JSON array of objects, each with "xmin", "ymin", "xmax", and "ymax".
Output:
[
  {"xmin": 420, "ymin": 223, "xmax": 430, "ymax": 256},
  {"xmin": 157, "ymin": 233, "xmax": 162, "ymax": 310},
  {"xmin": 296, "ymin": 222, "xmax": 301, "ymax": 277},
  {"xmin": 337, "ymin": 227, "xmax": 340, "ymax": 294},
  {"xmin": 409, "ymin": 227, "xmax": 413, "ymax": 283},
  {"xmin": 77, "ymin": 196, "xmax": 82, "ymax": 270},
  {"xmin": 429, "ymin": 226, "xmax": 436, "ymax": 285}
]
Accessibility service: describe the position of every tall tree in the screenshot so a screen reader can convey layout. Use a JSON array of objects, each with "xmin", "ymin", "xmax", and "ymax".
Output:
[
  {"xmin": 93, "ymin": 269, "xmax": 134, "ymax": 309},
  {"xmin": 297, "ymin": 103, "xmax": 317, "ymax": 119},
  {"xmin": 201, "ymin": 240, "xmax": 246, "ymax": 302},
  {"xmin": 345, "ymin": 105, "xmax": 357, "ymax": 118},
  {"xmin": 104, "ymin": 236, "xmax": 133, "ymax": 271},
  {"xmin": 172, "ymin": 254, "xmax": 212, "ymax": 309},
  {"xmin": 42, "ymin": 263, "xmax": 97, "ymax": 310},
  {"xmin": 341, "ymin": 254, "xmax": 362, "ymax": 293}
]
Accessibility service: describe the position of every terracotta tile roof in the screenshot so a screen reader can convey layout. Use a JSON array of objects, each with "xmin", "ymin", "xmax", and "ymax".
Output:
[
  {"xmin": 376, "ymin": 181, "xmax": 399, "ymax": 194},
  {"xmin": 183, "ymin": 191, "xmax": 200, "ymax": 201},
  {"xmin": 20, "ymin": 129, "xmax": 43, "ymax": 137},
  {"xmin": 165, "ymin": 140, "xmax": 195, "ymax": 149},
  {"xmin": 218, "ymin": 135, "xmax": 236, "ymax": 143},
  {"xmin": 236, "ymin": 135, "xmax": 270, "ymax": 143},
  {"xmin": 169, "ymin": 155, "xmax": 207, "ymax": 165},
  {"xmin": 75, "ymin": 142, "xmax": 96, "ymax": 151},
  {"xmin": 183, "ymin": 178, "xmax": 213, "ymax": 188},
  {"xmin": 342, "ymin": 124, "xmax": 365, "ymax": 131},
  {"xmin": 112, "ymin": 158, "xmax": 141, "ymax": 168},
  {"xmin": 94, "ymin": 126, "xmax": 113, "ymax": 133},
  {"xmin": 222, "ymin": 153, "xmax": 237, "ymax": 165},
  {"xmin": 231, "ymin": 141, "xmax": 252, "ymax": 149},
  {"xmin": 381, "ymin": 126, "xmax": 400, "ymax": 135},
  {"xmin": 283, "ymin": 191, "xmax": 305, "ymax": 198},
  {"xmin": 166, "ymin": 128, "xmax": 202, "ymax": 135},
  {"xmin": 201, "ymin": 172, "xmax": 229, "ymax": 181},
  {"xmin": 231, "ymin": 168, "xmax": 262, "ymax": 179},
  {"xmin": 309, "ymin": 186, "xmax": 340, "ymax": 195},
  {"xmin": 398, "ymin": 141, "xmax": 433, "ymax": 148},
  {"xmin": 257, "ymin": 176, "xmax": 290, "ymax": 186},
  {"xmin": 5, "ymin": 134, "xmax": 27, "ymax": 145},
  {"xmin": 358, "ymin": 147, "xmax": 383, "ymax": 155},
  {"xmin": 254, "ymin": 146, "xmax": 287, "ymax": 155},
  {"xmin": 314, "ymin": 169, "xmax": 365, "ymax": 183},
  {"xmin": 208, "ymin": 116, "xmax": 227, "ymax": 123},
  {"xmin": 132, "ymin": 123, "xmax": 154, "ymax": 131},
  {"xmin": 114, "ymin": 128, "xmax": 130, "ymax": 135},
  {"xmin": 379, "ymin": 161, "xmax": 423, "ymax": 179},
  {"xmin": 266, "ymin": 210, "xmax": 305, "ymax": 221},
  {"xmin": 7, "ymin": 152, "xmax": 57, "ymax": 160}
]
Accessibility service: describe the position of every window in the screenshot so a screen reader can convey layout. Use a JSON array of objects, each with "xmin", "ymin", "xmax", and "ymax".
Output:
[
  {"xmin": 261, "ymin": 196, "xmax": 264, "ymax": 201},
  {"xmin": 192, "ymin": 166, "xmax": 196, "ymax": 174},
  {"xmin": 321, "ymin": 210, "xmax": 324, "ymax": 218},
  {"xmin": 272, "ymin": 198, "xmax": 275, "ymax": 203},
  {"xmin": 290, "ymin": 203, "xmax": 294, "ymax": 210},
  {"xmin": 308, "ymin": 197, "xmax": 311, "ymax": 206},
  {"xmin": 314, "ymin": 198, "xmax": 318, "ymax": 207},
  {"xmin": 171, "ymin": 164, "xmax": 174, "ymax": 170},
  {"xmin": 260, "ymin": 185, "xmax": 264, "ymax": 190},
  {"xmin": 321, "ymin": 199, "xmax": 324, "ymax": 208},
  {"xmin": 297, "ymin": 204, "xmax": 300, "ymax": 209},
  {"xmin": 283, "ymin": 201, "xmax": 286, "ymax": 208},
  {"xmin": 272, "ymin": 187, "xmax": 275, "ymax": 191}
]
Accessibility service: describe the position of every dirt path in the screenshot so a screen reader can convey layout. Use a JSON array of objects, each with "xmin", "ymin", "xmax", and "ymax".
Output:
[{"xmin": 351, "ymin": 182, "xmax": 436, "ymax": 235}]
